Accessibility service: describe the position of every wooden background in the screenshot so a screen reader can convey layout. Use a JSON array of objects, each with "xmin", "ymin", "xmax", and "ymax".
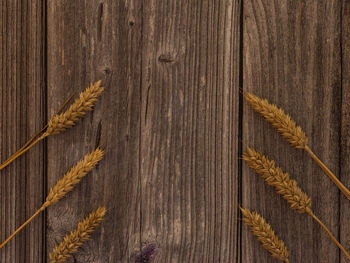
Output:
[{"xmin": 0, "ymin": 0, "xmax": 349, "ymax": 262}]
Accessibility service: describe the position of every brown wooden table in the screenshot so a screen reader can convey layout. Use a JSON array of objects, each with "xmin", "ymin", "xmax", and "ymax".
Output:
[{"xmin": 1, "ymin": 0, "xmax": 349, "ymax": 262}]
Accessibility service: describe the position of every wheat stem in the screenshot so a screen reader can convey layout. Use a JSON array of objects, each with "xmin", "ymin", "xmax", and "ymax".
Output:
[
  {"xmin": 0, "ymin": 208, "xmax": 43, "ymax": 249},
  {"xmin": 16, "ymin": 92, "xmax": 75, "ymax": 153},
  {"xmin": 306, "ymin": 207, "xmax": 350, "ymax": 260},
  {"xmin": 305, "ymin": 146, "xmax": 350, "ymax": 200},
  {"xmin": 0, "ymin": 92, "xmax": 75, "ymax": 171},
  {"xmin": 16, "ymin": 126, "xmax": 47, "ymax": 154},
  {"xmin": 0, "ymin": 135, "xmax": 47, "ymax": 170}
]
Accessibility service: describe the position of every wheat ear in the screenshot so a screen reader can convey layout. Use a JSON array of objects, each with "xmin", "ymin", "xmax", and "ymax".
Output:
[
  {"xmin": 245, "ymin": 92, "xmax": 350, "ymax": 200},
  {"xmin": 45, "ymin": 80, "xmax": 104, "ymax": 136},
  {"xmin": 243, "ymin": 147, "xmax": 350, "ymax": 260},
  {"xmin": 240, "ymin": 207, "xmax": 290, "ymax": 263},
  {"xmin": 49, "ymin": 206, "xmax": 106, "ymax": 263},
  {"xmin": 0, "ymin": 148, "xmax": 104, "ymax": 249},
  {"xmin": 0, "ymin": 81, "xmax": 104, "ymax": 171},
  {"xmin": 243, "ymin": 147, "xmax": 311, "ymax": 213}
]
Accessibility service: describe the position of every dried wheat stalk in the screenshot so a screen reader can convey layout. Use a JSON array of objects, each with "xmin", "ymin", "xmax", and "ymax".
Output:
[
  {"xmin": 245, "ymin": 92, "xmax": 350, "ymax": 200},
  {"xmin": 0, "ymin": 81, "xmax": 104, "ymax": 171},
  {"xmin": 0, "ymin": 148, "xmax": 105, "ymax": 249},
  {"xmin": 241, "ymin": 207, "xmax": 290, "ymax": 263},
  {"xmin": 49, "ymin": 206, "xmax": 106, "ymax": 263},
  {"xmin": 243, "ymin": 147, "xmax": 350, "ymax": 260}
]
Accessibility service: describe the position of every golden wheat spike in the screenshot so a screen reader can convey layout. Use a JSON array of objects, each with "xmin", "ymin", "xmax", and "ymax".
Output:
[
  {"xmin": 0, "ymin": 81, "xmax": 104, "ymax": 171},
  {"xmin": 245, "ymin": 92, "xmax": 307, "ymax": 148},
  {"xmin": 241, "ymin": 207, "xmax": 290, "ymax": 263},
  {"xmin": 243, "ymin": 147, "xmax": 350, "ymax": 260},
  {"xmin": 45, "ymin": 81, "xmax": 104, "ymax": 136},
  {"xmin": 43, "ymin": 147, "xmax": 105, "ymax": 208},
  {"xmin": 0, "ymin": 148, "xmax": 105, "ymax": 249},
  {"xmin": 245, "ymin": 92, "xmax": 350, "ymax": 200},
  {"xmin": 49, "ymin": 207, "xmax": 106, "ymax": 263},
  {"xmin": 243, "ymin": 147, "xmax": 311, "ymax": 213}
]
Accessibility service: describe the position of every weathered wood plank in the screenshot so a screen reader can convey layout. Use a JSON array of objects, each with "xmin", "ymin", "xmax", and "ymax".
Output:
[
  {"xmin": 3, "ymin": 0, "xmax": 347, "ymax": 261},
  {"xmin": 46, "ymin": 1, "xmax": 142, "ymax": 262},
  {"xmin": 0, "ymin": 0, "xmax": 46, "ymax": 262},
  {"xmin": 140, "ymin": 0, "xmax": 241, "ymax": 262},
  {"xmin": 340, "ymin": 1, "xmax": 350, "ymax": 262},
  {"xmin": 242, "ymin": 0, "xmax": 341, "ymax": 262}
]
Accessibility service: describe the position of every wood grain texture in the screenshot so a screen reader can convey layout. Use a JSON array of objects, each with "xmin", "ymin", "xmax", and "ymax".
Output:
[
  {"xmin": 140, "ymin": 0, "xmax": 240, "ymax": 262},
  {"xmin": 46, "ymin": 1, "xmax": 142, "ymax": 262},
  {"xmin": 340, "ymin": 1, "xmax": 350, "ymax": 263},
  {"xmin": 0, "ymin": 0, "xmax": 46, "ymax": 262},
  {"xmin": 47, "ymin": 0, "xmax": 240, "ymax": 262},
  {"xmin": 1, "ymin": 0, "xmax": 350, "ymax": 262},
  {"xmin": 242, "ymin": 0, "xmax": 341, "ymax": 262}
]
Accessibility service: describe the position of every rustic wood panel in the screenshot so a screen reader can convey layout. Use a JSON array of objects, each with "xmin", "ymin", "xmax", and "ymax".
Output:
[
  {"xmin": 47, "ymin": 0, "xmax": 241, "ymax": 262},
  {"xmin": 2, "ymin": 0, "xmax": 350, "ymax": 262},
  {"xmin": 0, "ymin": 0, "xmax": 46, "ymax": 262},
  {"xmin": 46, "ymin": 0, "xmax": 142, "ymax": 262},
  {"xmin": 140, "ymin": 0, "xmax": 240, "ymax": 262},
  {"xmin": 340, "ymin": 1, "xmax": 350, "ymax": 263},
  {"xmin": 242, "ymin": 0, "xmax": 342, "ymax": 262}
]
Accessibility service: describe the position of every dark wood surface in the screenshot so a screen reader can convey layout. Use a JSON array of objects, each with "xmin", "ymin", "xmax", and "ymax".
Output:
[
  {"xmin": 341, "ymin": 1, "xmax": 350, "ymax": 263},
  {"xmin": 0, "ymin": 1, "xmax": 46, "ymax": 262},
  {"xmin": 0, "ymin": 0, "xmax": 349, "ymax": 262},
  {"xmin": 243, "ymin": 0, "xmax": 342, "ymax": 262}
]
